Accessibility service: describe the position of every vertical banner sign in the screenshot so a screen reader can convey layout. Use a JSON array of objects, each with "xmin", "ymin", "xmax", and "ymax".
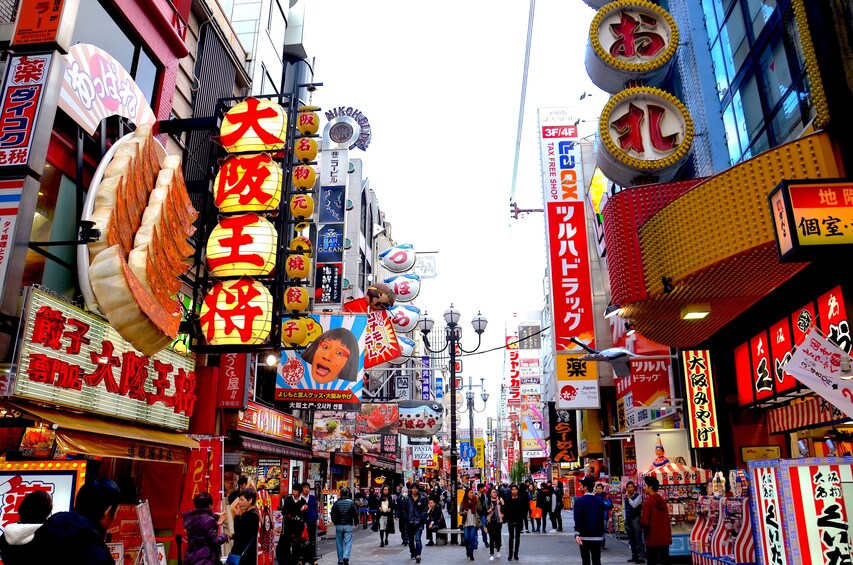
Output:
[
  {"xmin": 316, "ymin": 149, "xmax": 348, "ymax": 308},
  {"xmin": 12, "ymin": 0, "xmax": 66, "ymax": 45},
  {"xmin": 784, "ymin": 328, "xmax": 853, "ymax": 418},
  {"xmin": 781, "ymin": 462, "xmax": 853, "ymax": 565},
  {"xmin": 422, "ymin": 356, "xmax": 431, "ymax": 400},
  {"xmin": 682, "ymin": 350, "xmax": 720, "ymax": 448},
  {"xmin": 0, "ymin": 179, "xmax": 24, "ymax": 292},
  {"xmin": 749, "ymin": 463, "xmax": 788, "ymax": 565},
  {"xmin": 506, "ymin": 334, "xmax": 521, "ymax": 405},
  {"xmin": 218, "ymin": 353, "xmax": 248, "ymax": 408},
  {"xmin": 0, "ymin": 54, "xmax": 53, "ymax": 168},
  {"xmin": 548, "ymin": 402, "xmax": 578, "ymax": 464},
  {"xmin": 538, "ymin": 108, "xmax": 598, "ymax": 410}
]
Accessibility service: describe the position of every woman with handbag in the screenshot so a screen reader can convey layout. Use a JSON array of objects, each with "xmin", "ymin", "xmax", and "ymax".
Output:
[
  {"xmin": 229, "ymin": 488, "xmax": 260, "ymax": 565},
  {"xmin": 460, "ymin": 489, "xmax": 483, "ymax": 561},
  {"xmin": 277, "ymin": 485, "xmax": 307, "ymax": 565},
  {"xmin": 372, "ymin": 485, "xmax": 396, "ymax": 547}
]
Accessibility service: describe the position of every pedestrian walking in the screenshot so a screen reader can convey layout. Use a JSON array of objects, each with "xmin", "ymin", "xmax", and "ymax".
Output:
[
  {"xmin": 477, "ymin": 484, "xmax": 489, "ymax": 548},
  {"xmin": 574, "ymin": 477, "xmax": 605, "ymax": 565},
  {"xmin": 230, "ymin": 487, "xmax": 260, "ymax": 565},
  {"xmin": 535, "ymin": 482, "xmax": 552, "ymax": 533},
  {"xmin": 330, "ymin": 487, "xmax": 358, "ymax": 565},
  {"xmin": 396, "ymin": 485, "xmax": 409, "ymax": 546},
  {"xmin": 300, "ymin": 482, "xmax": 319, "ymax": 562},
  {"xmin": 32, "ymin": 478, "xmax": 121, "ymax": 565},
  {"xmin": 624, "ymin": 481, "xmax": 646, "ymax": 563},
  {"xmin": 522, "ymin": 482, "xmax": 532, "ymax": 533},
  {"xmin": 593, "ymin": 484, "xmax": 612, "ymax": 548},
  {"xmin": 372, "ymin": 485, "xmax": 396, "ymax": 547},
  {"xmin": 485, "ymin": 488, "xmax": 503, "ymax": 561},
  {"xmin": 551, "ymin": 482, "xmax": 564, "ymax": 532},
  {"xmin": 498, "ymin": 483, "xmax": 511, "ymax": 505},
  {"xmin": 528, "ymin": 483, "xmax": 541, "ymax": 533},
  {"xmin": 367, "ymin": 487, "xmax": 380, "ymax": 526},
  {"xmin": 424, "ymin": 498, "xmax": 446, "ymax": 546},
  {"xmin": 228, "ymin": 476, "xmax": 249, "ymax": 504},
  {"xmin": 641, "ymin": 477, "xmax": 672, "ymax": 565},
  {"xmin": 181, "ymin": 492, "xmax": 228, "ymax": 565},
  {"xmin": 0, "ymin": 490, "xmax": 52, "ymax": 565},
  {"xmin": 403, "ymin": 483, "xmax": 428, "ymax": 562},
  {"xmin": 277, "ymin": 485, "xmax": 307, "ymax": 565},
  {"xmin": 503, "ymin": 484, "xmax": 526, "ymax": 561},
  {"xmin": 460, "ymin": 489, "xmax": 483, "ymax": 561}
]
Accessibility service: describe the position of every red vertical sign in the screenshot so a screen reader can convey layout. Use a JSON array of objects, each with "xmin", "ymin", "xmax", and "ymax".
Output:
[
  {"xmin": 218, "ymin": 353, "xmax": 247, "ymax": 408},
  {"xmin": 768, "ymin": 318, "xmax": 797, "ymax": 393},
  {"xmin": 750, "ymin": 331, "xmax": 774, "ymax": 401},
  {"xmin": 817, "ymin": 285, "xmax": 850, "ymax": 352},
  {"xmin": 682, "ymin": 350, "xmax": 719, "ymax": 448}
]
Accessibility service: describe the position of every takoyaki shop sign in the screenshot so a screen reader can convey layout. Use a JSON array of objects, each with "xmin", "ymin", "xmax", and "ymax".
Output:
[
  {"xmin": 235, "ymin": 401, "xmax": 309, "ymax": 446},
  {"xmin": 8, "ymin": 288, "xmax": 196, "ymax": 431}
]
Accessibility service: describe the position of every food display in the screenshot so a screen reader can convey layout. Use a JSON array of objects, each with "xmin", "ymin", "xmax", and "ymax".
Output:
[
  {"xmin": 84, "ymin": 125, "xmax": 198, "ymax": 356},
  {"xmin": 312, "ymin": 411, "xmax": 357, "ymax": 453}
]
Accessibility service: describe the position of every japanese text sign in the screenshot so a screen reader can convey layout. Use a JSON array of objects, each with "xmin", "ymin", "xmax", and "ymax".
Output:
[
  {"xmin": 236, "ymin": 401, "xmax": 295, "ymax": 442},
  {"xmin": 343, "ymin": 299, "xmax": 402, "ymax": 368},
  {"xmin": 275, "ymin": 314, "xmax": 366, "ymax": 410},
  {"xmin": 12, "ymin": 288, "xmax": 196, "ymax": 430},
  {"xmin": 0, "ymin": 461, "xmax": 85, "ymax": 534},
  {"xmin": 422, "ymin": 356, "xmax": 431, "ymax": 400},
  {"xmin": 0, "ymin": 53, "xmax": 52, "ymax": 168},
  {"xmin": 217, "ymin": 353, "xmax": 248, "ymax": 408},
  {"xmin": 682, "ymin": 350, "xmax": 719, "ymax": 448},
  {"xmin": 506, "ymin": 334, "xmax": 521, "ymax": 405},
  {"xmin": 555, "ymin": 353, "xmax": 600, "ymax": 409},
  {"xmin": 12, "ymin": 0, "xmax": 66, "ymax": 45},
  {"xmin": 769, "ymin": 179, "xmax": 853, "ymax": 261},
  {"xmin": 0, "ymin": 179, "xmax": 24, "ymax": 296},
  {"xmin": 548, "ymin": 402, "xmax": 578, "ymax": 464},
  {"xmin": 784, "ymin": 328, "xmax": 853, "ymax": 419},
  {"xmin": 748, "ymin": 463, "xmax": 788, "ymax": 565},
  {"xmin": 780, "ymin": 460, "xmax": 853, "ymax": 565}
]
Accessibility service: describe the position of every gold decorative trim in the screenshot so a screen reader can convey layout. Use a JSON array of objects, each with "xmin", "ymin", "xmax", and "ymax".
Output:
[
  {"xmin": 791, "ymin": 0, "xmax": 829, "ymax": 128},
  {"xmin": 589, "ymin": 0, "xmax": 679, "ymax": 73},
  {"xmin": 598, "ymin": 86, "xmax": 694, "ymax": 170}
]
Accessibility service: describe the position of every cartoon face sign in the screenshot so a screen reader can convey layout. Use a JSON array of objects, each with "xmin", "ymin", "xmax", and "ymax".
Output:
[{"xmin": 301, "ymin": 328, "xmax": 360, "ymax": 384}]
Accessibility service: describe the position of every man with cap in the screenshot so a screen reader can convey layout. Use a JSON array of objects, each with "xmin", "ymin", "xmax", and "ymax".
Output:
[
  {"xmin": 641, "ymin": 476, "xmax": 672, "ymax": 565},
  {"xmin": 573, "ymin": 477, "xmax": 605, "ymax": 565}
]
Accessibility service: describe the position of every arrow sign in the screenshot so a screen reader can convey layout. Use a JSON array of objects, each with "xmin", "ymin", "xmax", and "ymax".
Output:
[{"xmin": 783, "ymin": 328, "xmax": 853, "ymax": 418}]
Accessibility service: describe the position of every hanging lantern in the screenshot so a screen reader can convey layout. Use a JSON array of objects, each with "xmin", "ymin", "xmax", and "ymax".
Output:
[
  {"xmin": 289, "ymin": 236, "xmax": 312, "ymax": 252},
  {"xmin": 292, "ymin": 165, "xmax": 316, "ymax": 190},
  {"xmin": 219, "ymin": 97, "xmax": 286, "ymax": 153},
  {"xmin": 384, "ymin": 274, "xmax": 421, "ymax": 302},
  {"xmin": 388, "ymin": 304, "xmax": 421, "ymax": 333},
  {"xmin": 303, "ymin": 316, "xmax": 323, "ymax": 345},
  {"xmin": 199, "ymin": 277, "xmax": 272, "ymax": 346},
  {"xmin": 285, "ymin": 253, "xmax": 311, "ymax": 279},
  {"xmin": 380, "ymin": 244, "xmax": 416, "ymax": 273},
  {"xmin": 295, "ymin": 137, "xmax": 318, "ymax": 162},
  {"xmin": 282, "ymin": 317, "xmax": 307, "ymax": 346},
  {"xmin": 207, "ymin": 214, "xmax": 277, "ymax": 277},
  {"xmin": 284, "ymin": 286, "xmax": 310, "ymax": 312},
  {"xmin": 297, "ymin": 105, "xmax": 321, "ymax": 136},
  {"xmin": 289, "ymin": 193, "xmax": 315, "ymax": 229},
  {"xmin": 213, "ymin": 154, "xmax": 282, "ymax": 213}
]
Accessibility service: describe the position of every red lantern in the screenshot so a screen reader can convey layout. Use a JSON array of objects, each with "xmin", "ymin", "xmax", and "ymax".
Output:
[
  {"xmin": 199, "ymin": 277, "xmax": 273, "ymax": 346},
  {"xmin": 207, "ymin": 214, "xmax": 277, "ymax": 277},
  {"xmin": 219, "ymin": 97, "xmax": 286, "ymax": 153},
  {"xmin": 213, "ymin": 154, "xmax": 281, "ymax": 213}
]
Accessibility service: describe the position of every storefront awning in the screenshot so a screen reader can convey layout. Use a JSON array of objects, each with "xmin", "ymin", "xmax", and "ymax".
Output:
[
  {"xmin": 8, "ymin": 402, "xmax": 197, "ymax": 464},
  {"xmin": 640, "ymin": 462, "xmax": 711, "ymax": 485},
  {"xmin": 240, "ymin": 436, "xmax": 313, "ymax": 460},
  {"xmin": 767, "ymin": 396, "xmax": 849, "ymax": 434}
]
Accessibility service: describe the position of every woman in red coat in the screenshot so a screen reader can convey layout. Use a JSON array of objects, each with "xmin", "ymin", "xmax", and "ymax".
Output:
[{"xmin": 640, "ymin": 477, "xmax": 672, "ymax": 565}]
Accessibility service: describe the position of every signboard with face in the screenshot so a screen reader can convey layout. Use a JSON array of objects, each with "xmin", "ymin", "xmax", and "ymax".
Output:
[
  {"xmin": 0, "ymin": 461, "xmax": 85, "ymax": 534},
  {"xmin": 11, "ymin": 288, "xmax": 196, "ymax": 430},
  {"xmin": 275, "ymin": 314, "xmax": 366, "ymax": 411}
]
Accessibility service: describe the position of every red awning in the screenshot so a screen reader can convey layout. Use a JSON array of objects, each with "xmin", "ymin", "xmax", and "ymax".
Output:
[
  {"xmin": 640, "ymin": 462, "xmax": 711, "ymax": 485},
  {"xmin": 767, "ymin": 396, "xmax": 848, "ymax": 434}
]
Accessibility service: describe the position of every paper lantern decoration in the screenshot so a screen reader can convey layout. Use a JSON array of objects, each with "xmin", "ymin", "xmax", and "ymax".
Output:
[
  {"xmin": 289, "ymin": 194, "xmax": 314, "ymax": 229},
  {"xmin": 284, "ymin": 286, "xmax": 310, "ymax": 312},
  {"xmin": 384, "ymin": 274, "xmax": 421, "ymax": 302},
  {"xmin": 285, "ymin": 253, "xmax": 311, "ymax": 279},
  {"xmin": 380, "ymin": 244, "xmax": 416, "ymax": 273},
  {"xmin": 289, "ymin": 236, "xmax": 312, "ymax": 252},
  {"xmin": 207, "ymin": 214, "xmax": 277, "ymax": 277},
  {"xmin": 213, "ymin": 153, "xmax": 282, "ymax": 213},
  {"xmin": 389, "ymin": 335, "xmax": 415, "ymax": 365},
  {"xmin": 388, "ymin": 305, "xmax": 421, "ymax": 333},
  {"xmin": 199, "ymin": 277, "xmax": 272, "ymax": 346},
  {"xmin": 297, "ymin": 106, "xmax": 320, "ymax": 136},
  {"xmin": 295, "ymin": 137, "xmax": 318, "ymax": 162},
  {"xmin": 366, "ymin": 283, "xmax": 396, "ymax": 310},
  {"xmin": 219, "ymin": 97, "xmax": 286, "ymax": 153},
  {"xmin": 292, "ymin": 165, "xmax": 316, "ymax": 190},
  {"xmin": 282, "ymin": 317, "xmax": 307, "ymax": 346}
]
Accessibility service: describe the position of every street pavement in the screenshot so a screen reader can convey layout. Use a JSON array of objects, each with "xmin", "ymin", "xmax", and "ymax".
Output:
[{"xmin": 316, "ymin": 510, "xmax": 644, "ymax": 564}]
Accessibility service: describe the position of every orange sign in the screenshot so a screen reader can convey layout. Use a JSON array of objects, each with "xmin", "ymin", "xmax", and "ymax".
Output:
[{"xmin": 12, "ymin": 0, "xmax": 65, "ymax": 45}]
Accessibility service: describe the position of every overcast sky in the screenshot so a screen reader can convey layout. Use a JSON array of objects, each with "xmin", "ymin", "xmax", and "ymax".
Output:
[{"xmin": 305, "ymin": 0, "xmax": 606, "ymax": 427}]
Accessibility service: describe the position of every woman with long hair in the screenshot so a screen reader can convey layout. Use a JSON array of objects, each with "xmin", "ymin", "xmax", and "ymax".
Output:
[
  {"xmin": 485, "ymin": 488, "xmax": 503, "ymax": 561},
  {"xmin": 372, "ymin": 485, "xmax": 396, "ymax": 547},
  {"xmin": 460, "ymin": 489, "xmax": 483, "ymax": 561}
]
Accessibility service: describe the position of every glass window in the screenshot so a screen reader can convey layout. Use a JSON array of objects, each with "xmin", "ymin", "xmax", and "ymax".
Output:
[
  {"xmin": 72, "ymin": 0, "xmax": 135, "ymax": 72},
  {"xmin": 771, "ymin": 90, "xmax": 803, "ymax": 143},
  {"xmin": 724, "ymin": 5, "xmax": 749, "ymax": 71},
  {"xmin": 747, "ymin": 0, "xmax": 777, "ymax": 38},
  {"xmin": 744, "ymin": 130, "xmax": 770, "ymax": 159},
  {"xmin": 718, "ymin": 24, "xmax": 736, "ymax": 82},
  {"xmin": 134, "ymin": 48, "xmax": 158, "ymax": 108},
  {"xmin": 784, "ymin": 7, "xmax": 806, "ymax": 69},
  {"xmin": 723, "ymin": 102, "xmax": 742, "ymax": 164},
  {"xmin": 738, "ymin": 73, "xmax": 764, "ymax": 142},
  {"xmin": 268, "ymin": 0, "xmax": 286, "ymax": 59},
  {"xmin": 711, "ymin": 40, "xmax": 730, "ymax": 100},
  {"xmin": 760, "ymin": 37, "xmax": 793, "ymax": 108},
  {"xmin": 703, "ymin": 0, "xmax": 721, "ymax": 37}
]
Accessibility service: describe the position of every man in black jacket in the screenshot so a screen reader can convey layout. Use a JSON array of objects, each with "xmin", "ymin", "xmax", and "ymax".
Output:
[
  {"xmin": 31, "ymin": 478, "xmax": 121, "ymax": 565},
  {"xmin": 403, "ymin": 484, "xmax": 428, "ymax": 563},
  {"xmin": 396, "ymin": 485, "xmax": 408, "ymax": 546},
  {"xmin": 330, "ymin": 488, "xmax": 358, "ymax": 565},
  {"xmin": 535, "ymin": 482, "xmax": 552, "ymax": 534},
  {"xmin": 503, "ymin": 484, "xmax": 527, "ymax": 561},
  {"xmin": 624, "ymin": 481, "xmax": 645, "ymax": 563},
  {"xmin": 574, "ymin": 477, "xmax": 605, "ymax": 565}
]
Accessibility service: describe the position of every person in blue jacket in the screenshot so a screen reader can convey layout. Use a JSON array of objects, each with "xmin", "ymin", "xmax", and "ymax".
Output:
[
  {"xmin": 301, "ymin": 482, "xmax": 319, "ymax": 562},
  {"xmin": 574, "ymin": 477, "xmax": 605, "ymax": 565}
]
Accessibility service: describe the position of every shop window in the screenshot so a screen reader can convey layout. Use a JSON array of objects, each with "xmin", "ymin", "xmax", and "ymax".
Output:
[
  {"xmin": 747, "ymin": 0, "xmax": 777, "ymax": 38},
  {"xmin": 71, "ymin": 0, "xmax": 161, "ymax": 108}
]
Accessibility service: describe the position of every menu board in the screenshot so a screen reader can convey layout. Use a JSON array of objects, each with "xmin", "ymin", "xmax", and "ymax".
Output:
[
  {"xmin": 257, "ymin": 458, "xmax": 283, "ymax": 495},
  {"xmin": 321, "ymin": 489, "xmax": 339, "ymax": 525},
  {"xmin": 136, "ymin": 501, "xmax": 158, "ymax": 565}
]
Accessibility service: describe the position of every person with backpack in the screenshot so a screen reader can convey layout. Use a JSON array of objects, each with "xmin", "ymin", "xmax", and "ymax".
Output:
[
  {"xmin": 535, "ymin": 482, "xmax": 552, "ymax": 534},
  {"xmin": 330, "ymin": 487, "xmax": 358, "ymax": 565}
]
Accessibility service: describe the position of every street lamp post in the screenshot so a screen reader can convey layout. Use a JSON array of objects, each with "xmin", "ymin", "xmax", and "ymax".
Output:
[
  {"xmin": 461, "ymin": 376, "xmax": 489, "ymax": 484},
  {"xmin": 418, "ymin": 305, "xmax": 487, "ymax": 531}
]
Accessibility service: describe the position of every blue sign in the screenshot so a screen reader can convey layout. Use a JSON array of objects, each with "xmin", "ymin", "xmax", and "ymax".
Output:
[
  {"xmin": 435, "ymin": 376, "xmax": 443, "ymax": 399},
  {"xmin": 422, "ymin": 356, "xmax": 431, "ymax": 400},
  {"xmin": 317, "ymin": 225, "xmax": 344, "ymax": 262},
  {"xmin": 319, "ymin": 186, "xmax": 345, "ymax": 222}
]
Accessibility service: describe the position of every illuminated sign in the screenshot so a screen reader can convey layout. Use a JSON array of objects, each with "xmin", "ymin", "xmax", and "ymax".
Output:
[
  {"xmin": 218, "ymin": 97, "xmax": 286, "ymax": 153},
  {"xmin": 11, "ymin": 289, "xmax": 196, "ymax": 430},
  {"xmin": 324, "ymin": 107, "xmax": 372, "ymax": 151},
  {"xmin": 207, "ymin": 214, "xmax": 278, "ymax": 277},
  {"xmin": 12, "ymin": 0, "xmax": 66, "ymax": 45},
  {"xmin": 213, "ymin": 154, "xmax": 282, "ymax": 213},
  {"xmin": 769, "ymin": 179, "xmax": 853, "ymax": 261},
  {"xmin": 506, "ymin": 334, "xmax": 521, "ymax": 405},
  {"xmin": 0, "ymin": 53, "xmax": 52, "ymax": 168},
  {"xmin": 199, "ymin": 278, "xmax": 273, "ymax": 347},
  {"xmin": 681, "ymin": 350, "xmax": 719, "ymax": 448},
  {"xmin": 0, "ymin": 461, "xmax": 85, "ymax": 534}
]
